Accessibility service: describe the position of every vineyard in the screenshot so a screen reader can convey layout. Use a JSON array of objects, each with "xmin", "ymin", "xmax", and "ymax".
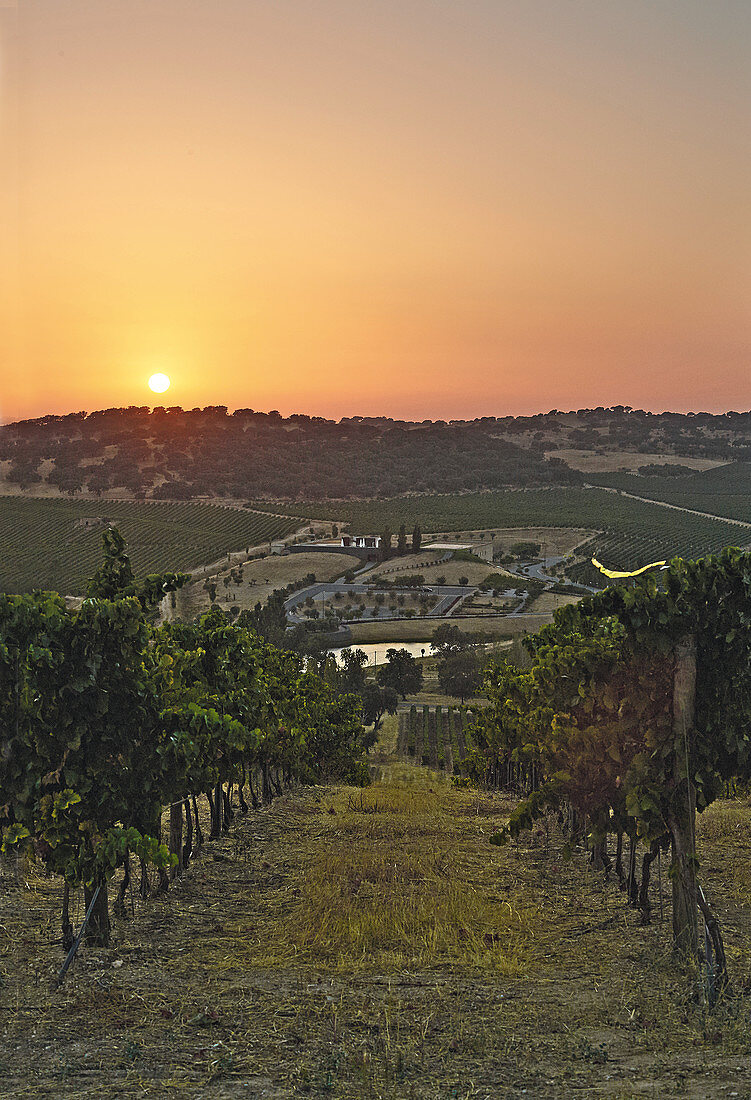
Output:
[
  {"xmin": 4, "ymin": 535, "xmax": 751, "ymax": 1096},
  {"xmin": 0, "ymin": 497, "xmax": 297, "ymax": 594},
  {"xmin": 0, "ymin": 532, "xmax": 369, "ymax": 951},
  {"xmin": 397, "ymin": 704, "xmax": 476, "ymax": 773},
  {"xmin": 401, "ymin": 547, "xmax": 751, "ymax": 981},
  {"xmin": 590, "ymin": 462, "xmax": 751, "ymax": 523},
  {"xmin": 462, "ymin": 549, "xmax": 751, "ymax": 971},
  {"xmin": 4, "ymin": 680, "xmax": 751, "ymax": 1096},
  {"xmin": 254, "ymin": 488, "xmax": 750, "ymax": 576},
  {"xmin": 567, "ymin": 514, "xmax": 751, "ymax": 587}
]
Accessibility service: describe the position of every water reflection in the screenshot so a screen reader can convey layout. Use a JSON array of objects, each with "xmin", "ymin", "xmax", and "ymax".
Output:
[{"xmin": 327, "ymin": 641, "xmax": 433, "ymax": 667}]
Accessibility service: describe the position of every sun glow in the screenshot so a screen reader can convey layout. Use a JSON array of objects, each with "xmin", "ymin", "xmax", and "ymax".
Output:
[{"xmin": 148, "ymin": 373, "xmax": 171, "ymax": 394}]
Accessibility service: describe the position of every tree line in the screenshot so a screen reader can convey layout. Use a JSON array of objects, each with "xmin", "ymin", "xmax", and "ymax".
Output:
[{"xmin": 0, "ymin": 407, "xmax": 580, "ymax": 499}]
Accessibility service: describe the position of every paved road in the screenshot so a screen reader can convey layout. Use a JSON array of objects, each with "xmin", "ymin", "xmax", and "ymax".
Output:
[{"xmin": 504, "ymin": 555, "xmax": 600, "ymax": 594}]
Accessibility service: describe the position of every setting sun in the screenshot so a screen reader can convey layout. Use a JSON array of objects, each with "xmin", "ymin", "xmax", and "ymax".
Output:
[{"xmin": 148, "ymin": 373, "xmax": 171, "ymax": 395}]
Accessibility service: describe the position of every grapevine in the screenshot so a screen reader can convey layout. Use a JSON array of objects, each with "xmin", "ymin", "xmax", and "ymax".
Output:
[
  {"xmin": 474, "ymin": 546, "xmax": 751, "ymax": 971},
  {"xmin": 0, "ymin": 529, "xmax": 369, "ymax": 949}
]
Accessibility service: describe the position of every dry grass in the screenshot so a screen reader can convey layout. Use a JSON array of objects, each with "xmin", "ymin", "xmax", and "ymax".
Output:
[
  {"xmin": 464, "ymin": 594, "xmax": 518, "ymax": 614},
  {"xmin": 347, "ymin": 619, "xmax": 442, "ymax": 643},
  {"xmin": 425, "ymin": 526, "xmax": 594, "ymax": 555},
  {"xmin": 696, "ymin": 798, "xmax": 751, "ymax": 908},
  {"xmin": 177, "ymin": 550, "xmax": 361, "ymax": 617},
  {"xmin": 374, "ymin": 711, "xmax": 400, "ymax": 756},
  {"xmin": 420, "ymin": 560, "xmax": 502, "ymax": 585},
  {"xmin": 2, "ymin": 764, "xmax": 751, "ymax": 1097},
  {"xmin": 370, "ymin": 555, "xmax": 510, "ymax": 586},
  {"xmin": 217, "ymin": 767, "xmax": 533, "ymax": 974},
  {"xmin": 528, "ymin": 590, "xmax": 583, "ymax": 614},
  {"xmin": 370, "ymin": 551, "xmax": 454, "ymax": 575},
  {"xmin": 349, "ymin": 613, "xmax": 549, "ymax": 644},
  {"xmin": 545, "ymin": 450, "xmax": 726, "ymax": 473},
  {"xmin": 448, "ymin": 612, "xmax": 554, "ymax": 634}
]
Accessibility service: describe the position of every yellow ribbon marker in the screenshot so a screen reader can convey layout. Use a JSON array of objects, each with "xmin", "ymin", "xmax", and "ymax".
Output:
[{"xmin": 591, "ymin": 557, "xmax": 667, "ymax": 579}]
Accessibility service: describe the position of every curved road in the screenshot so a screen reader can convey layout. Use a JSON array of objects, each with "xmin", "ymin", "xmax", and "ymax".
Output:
[
  {"xmin": 284, "ymin": 581, "xmax": 476, "ymax": 624},
  {"xmin": 504, "ymin": 556, "xmax": 600, "ymax": 595}
]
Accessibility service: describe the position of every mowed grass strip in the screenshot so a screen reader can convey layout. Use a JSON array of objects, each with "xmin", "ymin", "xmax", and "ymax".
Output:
[
  {"xmin": 0, "ymin": 497, "xmax": 297, "ymax": 593},
  {"xmin": 348, "ymin": 614, "xmax": 546, "ymax": 643},
  {"xmin": 175, "ymin": 764, "xmax": 534, "ymax": 976},
  {"xmin": 4, "ymin": 765, "xmax": 751, "ymax": 1096}
]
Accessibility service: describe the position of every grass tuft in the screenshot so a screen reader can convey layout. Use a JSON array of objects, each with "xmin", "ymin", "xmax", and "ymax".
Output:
[{"xmin": 223, "ymin": 766, "xmax": 535, "ymax": 973}]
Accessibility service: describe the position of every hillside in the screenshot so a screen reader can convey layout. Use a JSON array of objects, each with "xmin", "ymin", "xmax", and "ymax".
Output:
[
  {"xmin": 7, "ymin": 404, "xmax": 751, "ymax": 503},
  {"xmin": 7, "ymin": 405, "xmax": 751, "ymax": 597},
  {"xmin": 587, "ymin": 463, "xmax": 751, "ymax": 523},
  {"xmin": 0, "ymin": 407, "xmax": 578, "ymax": 501},
  {"xmin": 253, "ymin": 488, "xmax": 751, "ymax": 577},
  {"xmin": 4, "ymin": 482, "xmax": 751, "ymax": 598}
]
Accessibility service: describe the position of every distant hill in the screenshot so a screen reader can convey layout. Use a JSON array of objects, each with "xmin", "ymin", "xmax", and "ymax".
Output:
[
  {"xmin": 1, "ymin": 404, "xmax": 749, "ymax": 502},
  {"xmin": 0, "ymin": 406, "xmax": 579, "ymax": 501}
]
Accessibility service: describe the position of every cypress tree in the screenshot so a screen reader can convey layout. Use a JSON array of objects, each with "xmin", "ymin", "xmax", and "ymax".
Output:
[
  {"xmin": 379, "ymin": 530, "xmax": 392, "ymax": 562},
  {"xmin": 397, "ymin": 523, "xmax": 408, "ymax": 556}
]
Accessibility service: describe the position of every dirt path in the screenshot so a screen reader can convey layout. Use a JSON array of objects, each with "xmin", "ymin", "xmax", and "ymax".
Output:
[{"xmin": 2, "ymin": 754, "xmax": 751, "ymax": 1098}]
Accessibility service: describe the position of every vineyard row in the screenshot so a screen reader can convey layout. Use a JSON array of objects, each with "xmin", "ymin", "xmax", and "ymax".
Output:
[{"xmin": 1, "ymin": 535, "xmax": 370, "ymax": 951}]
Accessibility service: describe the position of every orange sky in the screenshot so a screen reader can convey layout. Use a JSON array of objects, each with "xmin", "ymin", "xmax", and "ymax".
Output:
[{"xmin": 1, "ymin": 1, "xmax": 749, "ymax": 423}]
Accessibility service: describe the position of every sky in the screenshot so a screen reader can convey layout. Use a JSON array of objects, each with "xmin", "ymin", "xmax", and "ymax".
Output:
[{"xmin": 1, "ymin": 0, "xmax": 749, "ymax": 423}]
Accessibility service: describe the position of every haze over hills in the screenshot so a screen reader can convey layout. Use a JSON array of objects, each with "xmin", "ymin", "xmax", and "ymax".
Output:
[{"xmin": 2, "ymin": 405, "xmax": 750, "ymax": 503}]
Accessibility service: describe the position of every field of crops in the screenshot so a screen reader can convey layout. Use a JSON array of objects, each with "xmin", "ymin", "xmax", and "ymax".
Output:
[
  {"xmin": 258, "ymin": 489, "xmax": 751, "ymax": 576},
  {"xmin": 567, "ymin": 515, "xmax": 751, "ymax": 586},
  {"xmin": 7, "ymin": 484, "xmax": 749, "ymax": 597},
  {"xmin": 254, "ymin": 486, "xmax": 748, "ymax": 538},
  {"xmin": 0, "ymin": 497, "xmax": 297, "ymax": 594},
  {"xmin": 589, "ymin": 462, "xmax": 751, "ymax": 522},
  {"xmin": 398, "ymin": 704, "xmax": 476, "ymax": 774}
]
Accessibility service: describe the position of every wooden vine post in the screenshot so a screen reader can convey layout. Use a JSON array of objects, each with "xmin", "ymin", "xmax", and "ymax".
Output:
[
  {"xmin": 83, "ymin": 879, "xmax": 111, "ymax": 947},
  {"xmin": 668, "ymin": 634, "xmax": 698, "ymax": 958},
  {"xmin": 169, "ymin": 801, "xmax": 184, "ymax": 879}
]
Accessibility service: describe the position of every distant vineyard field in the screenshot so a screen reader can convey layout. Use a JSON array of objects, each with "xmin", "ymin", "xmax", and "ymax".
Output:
[
  {"xmin": 255, "ymin": 489, "xmax": 750, "ymax": 570},
  {"xmin": 589, "ymin": 462, "xmax": 751, "ymax": 523},
  {"xmin": 0, "ymin": 498, "xmax": 297, "ymax": 594},
  {"xmin": 398, "ymin": 704, "xmax": 477, "ymax": 774},
  {"xmin": 566, "ymin": 519, "xmax": 751, "ymax": 587}
]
